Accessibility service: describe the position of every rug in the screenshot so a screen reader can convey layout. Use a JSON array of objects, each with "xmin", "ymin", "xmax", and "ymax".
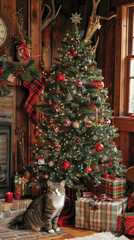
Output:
[
  {"xmin": 64, "ymin": 232, "xmax": 129, "ymax": 240},
  {"xmin": 0, "ymin": 224, "xmax": 68, "ymax": 239}
]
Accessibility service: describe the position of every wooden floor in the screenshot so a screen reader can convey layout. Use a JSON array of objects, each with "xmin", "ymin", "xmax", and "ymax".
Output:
[{"xmin": 39, "ymin": 226, "xmax": 134, "ymax": 240}]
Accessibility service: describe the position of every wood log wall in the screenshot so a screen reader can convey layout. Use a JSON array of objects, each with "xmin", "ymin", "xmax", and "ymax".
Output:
[{"xmin": 0, "ymin": 0, "xmax": 134, "ymax": 174}]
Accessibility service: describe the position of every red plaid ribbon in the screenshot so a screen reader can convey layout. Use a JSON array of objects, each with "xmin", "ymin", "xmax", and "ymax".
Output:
[
  {"xmin": 83, "ymin": 192, "xmax": 113, "ymax": 201},
  {"xmin": 83, "ymin": 192, "xmax": 125, "ymax": 212}
]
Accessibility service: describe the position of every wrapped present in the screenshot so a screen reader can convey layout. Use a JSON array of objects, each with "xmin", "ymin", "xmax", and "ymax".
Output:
[
  {"xmin": 100, "ymin": 177, "xmax": 126, "ymax": 199},
  {"xmin": 118, "ymin": 212, "xmax": 134, "ymax": 236},
  {"xmin": 75, "ymin": 192, "xmax": 128, "ymax": 232}
]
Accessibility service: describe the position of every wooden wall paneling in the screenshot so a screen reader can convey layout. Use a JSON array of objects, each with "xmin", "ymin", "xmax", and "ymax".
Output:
[
  {"xmin": 28, "ymin": 0, "xmax": 42, "ymax": 163},
  {"xmin": 129, "ymin": 132, "xmax": 134, "ymax": 166},
  {"xmin": 16, "ymin": 86, "xmax": 29, "ymax": 171},
  {"xmin": 114, "ymin": 6, "xmax": 122, "ymax": 116},
  {"xmin": 42, "ymin": 26, "xmax": 51, "ymax": 71},
  {"xmin": 119, "ymin": 130, "xmax": 130, "ymax": 166},
  {"xmin": 30, "ymin": 0, "xmax": 42, "ymax": 67},
  {"xmin": 113, "ymin": 117, "xmax": 134, "ymax": 132},
  {"xmin": 0, "ymin": 0, "xmax": 17, "ymax": 174}
]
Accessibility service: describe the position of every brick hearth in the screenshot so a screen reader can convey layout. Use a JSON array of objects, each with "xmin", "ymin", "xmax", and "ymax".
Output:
[{"xmin": 0, "ymin": 198, "xmax": 33, "ymax": 224}]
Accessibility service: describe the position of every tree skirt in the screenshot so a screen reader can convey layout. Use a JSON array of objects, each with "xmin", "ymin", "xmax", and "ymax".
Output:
[{"xmin": 64, "ymin": 232, "xmax": 129, "ymax": 240}]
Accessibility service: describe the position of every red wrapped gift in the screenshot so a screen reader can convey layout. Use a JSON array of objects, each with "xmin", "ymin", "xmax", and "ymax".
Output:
[{"xmin": 118, "ymin": 212, "xmax": 134, "ymax": 236}]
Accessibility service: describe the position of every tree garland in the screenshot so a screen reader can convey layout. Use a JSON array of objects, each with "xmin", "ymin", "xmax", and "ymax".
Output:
[
  {"xmin": 0, "ymin": 58, "xmax": 44, "ymax": 123},
  {"xmin": 0, "ymin": 59, "xmax": 40, "ymax": 96}
]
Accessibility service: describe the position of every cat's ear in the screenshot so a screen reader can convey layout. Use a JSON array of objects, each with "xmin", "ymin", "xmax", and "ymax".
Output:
[
  {"xmin": 47, "ymin": 180, "xmax": 52, "ymax": 187},
  {"xmin": 60, "ymin": 180, "xmax": 65, "ymax": 187}
]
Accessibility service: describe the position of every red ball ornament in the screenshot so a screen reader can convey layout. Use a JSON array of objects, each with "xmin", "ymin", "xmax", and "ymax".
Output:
[
  {"xmin": 63, "ymin": 119, "xmax": 71, "ymax": 127},
  {"xmin": 94, "ymin": 143, "xmax": 104, "ymax": 152},
  {"xmin": 53, "ymin": 127, "xmax": 60, "ymax": 133},
  {"xmin": 102, "ymin": 172, "xmax": 109, "ymax": 178},
  {"xmin": 84, "ymin": 166, "xmax": 92, "ymax": 173},
  {"xmin": 71, "ymin": 49, "xmax": 77, "ymax": 57},
  {"xmin": 0, "ymin": 67, "xmax": 4, "ymax": 74},
  {"xmin": 108, "ymin": 158, "xmax": 113, "ymax": 167},
  {"xmin": 55, "ymin": 145, "xmax": 61, "ymax": 151},
  {"xmin": 76, "ymin": 81, "xmax": 82, "ymax": 87},
  {"xmin": 104, "ymin": 118, "xmax": 111, "ymax": 125},
  {"xmin": 61, "ymin": 160, "xmax": 71, "ymax": 170},
  {"xmin": 90, "ymin": 79, "xmax": 104, "ymax": 90},
  {"xmin": 85, "ymin": 119, "xmax": 92, "ymax": 127},
  {"xmin": 56, "ymin": 73, "xmax": 65, "ymax": 82}
]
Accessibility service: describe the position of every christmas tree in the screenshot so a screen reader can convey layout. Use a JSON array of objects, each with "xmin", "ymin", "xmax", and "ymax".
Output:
[{"xmin": 28, "ymin": 13, "xmax": 126, "ymax": 191}]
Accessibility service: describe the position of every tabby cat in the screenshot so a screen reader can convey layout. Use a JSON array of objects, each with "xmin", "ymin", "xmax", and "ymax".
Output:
[{"xmin": 10, "ymin": 180, "xmax": 65, "ymax": 233}]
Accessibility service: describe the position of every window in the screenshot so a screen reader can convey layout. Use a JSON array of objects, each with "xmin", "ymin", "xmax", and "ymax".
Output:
[
  {"xmin": 114, "ymin": 4, "xmax": 134, "ymax": 116},
  {"xmin": 127, "ymin": 7, "xmax": 134, "ymax": 113}
]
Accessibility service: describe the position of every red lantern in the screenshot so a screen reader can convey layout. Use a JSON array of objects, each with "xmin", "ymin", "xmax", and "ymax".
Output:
[
  {"xmin": 71, "ymin": 49, "xmax": 77, "ymax": 57},
  {"xmin": 61, "ymin": 160, "xmax": 71, "ymax": 170},
  {"xmin": 94, "ymin": 143, "xmax": 104, "ymax": 152},
  {"xmin": 84, "ymin": 166, "xmax": 92, "ymax": 173},
  {"xmin": 56, "ymin": 73, "xmax": 65, "ymax": 82}
]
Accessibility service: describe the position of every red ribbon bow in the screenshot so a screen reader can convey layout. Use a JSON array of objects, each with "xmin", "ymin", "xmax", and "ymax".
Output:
[{"xmin": 16, "ymin": 42, "xmax": 30, "ymax": 60}]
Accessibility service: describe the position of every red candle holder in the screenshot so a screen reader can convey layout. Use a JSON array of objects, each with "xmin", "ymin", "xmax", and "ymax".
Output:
[{"xmin": 5, "ymin": 192, "xmax": 13, "ymax": 203}]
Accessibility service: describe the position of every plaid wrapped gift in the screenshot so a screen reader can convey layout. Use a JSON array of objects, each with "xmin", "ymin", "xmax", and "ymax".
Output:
[
  {"xmin": 75, "ymin": 192, "xmax": 128, "ymax": 232},
  {"xmin": 100, "ymin": 177, "xmax": 126, "ymax": 199},
  {"xmin": 118, "ymin": 212, "xmax": 134, "ymax": 236}
]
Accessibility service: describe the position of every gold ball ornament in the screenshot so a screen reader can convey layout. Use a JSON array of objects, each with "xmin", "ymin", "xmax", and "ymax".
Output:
[
  {"xmin": 43, "ymin": 174, "xmax": 49, "ymax": 179},
  {"xmin": 72, "ymin": 146, "xmax": 77, "ymax": 150},
  {"xmin": 90, "ymin": 116, "xmax": 95, "ymax": 121},
  {"xmin": 34, "ymin": 153, "xmax": 39, "ymax": 159},
  {"xmin": 100, "ymin": 118, "xmax": 104, "ymax": 123},
  {"xmin": 72, "ymin": 121, "xmax": 79, "ymax": 128},
  {"xmin": 24, "ymin": 170, "xmax": 31, "ymax": 180},
  {"xmin": 73, "ymin": 137, "xmax": 81, "ymax": 144}
]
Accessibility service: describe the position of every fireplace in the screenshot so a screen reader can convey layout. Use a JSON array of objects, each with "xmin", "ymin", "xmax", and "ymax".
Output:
[{"xmin": 0, "ymin": 122, "xmax": 12, "ymax": 199}]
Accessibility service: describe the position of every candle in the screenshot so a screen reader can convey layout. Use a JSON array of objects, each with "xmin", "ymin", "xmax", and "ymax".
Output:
[{"xmin": 5, "ymin": 192, "xmax": 13, "ymax": 203}]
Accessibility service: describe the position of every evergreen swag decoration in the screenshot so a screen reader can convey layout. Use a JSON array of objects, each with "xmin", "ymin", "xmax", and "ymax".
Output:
[{"xmin": 0, "ymin": 59, "xmax": 40, "ymax": 96}]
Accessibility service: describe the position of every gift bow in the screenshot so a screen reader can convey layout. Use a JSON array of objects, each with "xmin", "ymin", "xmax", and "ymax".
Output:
[
  {"xmin": 16, "ymin": 42, "xmax": 30, "ymax": 60},
  {"xmin": 83, "ymin": 192, "xmax": 125, "ymax": 211},
  {"xmin": 83, "ymin": 192, "xmax": 113, "ymax": 210}
]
